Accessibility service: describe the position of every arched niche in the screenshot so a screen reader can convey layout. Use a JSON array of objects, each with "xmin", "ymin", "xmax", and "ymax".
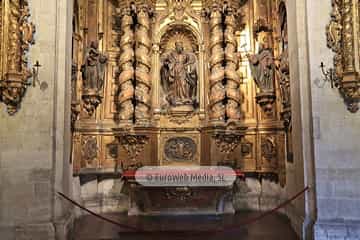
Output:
[
  {"xmin": 158, "ymin": 25, "xmax": 200, "ymax": 110},
  {"xmin": 151, "ymin": 20, "xmax": 205, "ymax": 117}
]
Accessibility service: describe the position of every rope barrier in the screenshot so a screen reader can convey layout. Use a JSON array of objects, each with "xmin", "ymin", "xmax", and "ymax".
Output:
[
  {"xmin": 57, "ymin": 186, "xmax": 309, "ymax": 234},
  {"xmin": 57, "ymin": 192, "xmax": 140, "ymax": 231}
]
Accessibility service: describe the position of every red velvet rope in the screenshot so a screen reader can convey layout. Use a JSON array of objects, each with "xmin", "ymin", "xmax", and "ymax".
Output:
[{"xmin": 57, "ymin": 186, "xmax": 309, "ymax": 234}]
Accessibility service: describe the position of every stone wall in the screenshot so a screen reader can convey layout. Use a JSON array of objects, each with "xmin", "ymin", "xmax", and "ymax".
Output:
[
  {"xmin": 0, "ymin": 0, "xmax": 74, "ymax": 239},
  {"xmin": 233, "ymin": 179, "xmax": 286, "ymax": 212},
  {"xmin": 72, "ymin": 177, "xmax": 129, "ymax": 217},
  {"xmin": 306, "ymin": 0, "xmax": 360, "ymax": 239},
  {"xmin": 282, "ymin": 0, "xmax": 316, "ymax": 237}
]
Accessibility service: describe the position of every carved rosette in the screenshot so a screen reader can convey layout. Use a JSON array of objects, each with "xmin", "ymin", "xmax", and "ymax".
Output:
[
  {"xmin": 0, "ymin": 0, "xmax": 35, "ymax": 115},
  {"xmin": 326, "ymin": 0, "xmax": 360, "ymax": 113},
  {"xmin": 208, "ymin": 3, "xmax": 226, "ymax": 121},
  {"xmin": 224, "ymin": 6, "xmax": 242, "ymax": 120},
  {"xmin": 118, "ymin": 6, "xmax": 135, "ymax": 120},
  {"xmin": 135, "ymin": 4, "xmax": 152, "ymax": 121}
]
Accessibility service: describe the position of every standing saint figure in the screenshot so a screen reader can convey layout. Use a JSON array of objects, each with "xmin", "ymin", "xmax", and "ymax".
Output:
[
  {"xmin": 247, "ymin": 35, "xmax": 275, "ymax": 93},
  {"xmin": 81, "ymin": 41, "xmax": 108, "ymax": 93},
  {"xmin": 160, "ymin": 41, "xmax": 197, "ymax": 106}
]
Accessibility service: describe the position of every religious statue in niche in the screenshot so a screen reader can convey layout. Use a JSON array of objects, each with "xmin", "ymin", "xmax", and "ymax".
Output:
[
  {"xmin": 160, "ymin": 41, "xmax": 198, "ymax": 109},
  {"xmin": 81, "ymin": 41, "xmax": 108, "ymax": 116},
  {"xmin": 247, "ymin": 33, "xmax": 276, "ymax": 114}
]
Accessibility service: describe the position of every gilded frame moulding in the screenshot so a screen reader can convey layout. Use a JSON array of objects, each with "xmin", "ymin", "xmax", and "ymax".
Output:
[
  {"xmin": 0, "ymin": 0, "xmax": 36, "ymax": 115},
  {"xmin": 326, "ymin": 0, "xmax": 360, "ymax": 113}
]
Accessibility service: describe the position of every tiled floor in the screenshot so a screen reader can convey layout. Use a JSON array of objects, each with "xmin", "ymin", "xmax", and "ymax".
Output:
[{"xmin": 72, "ymin": 211, "xmax": 300, "ymax": 240}]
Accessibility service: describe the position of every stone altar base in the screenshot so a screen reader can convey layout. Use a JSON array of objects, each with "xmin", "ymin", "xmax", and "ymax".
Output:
[{"xmin": 127, "ymin": 185, "xmax": 235, "ymax": 216}]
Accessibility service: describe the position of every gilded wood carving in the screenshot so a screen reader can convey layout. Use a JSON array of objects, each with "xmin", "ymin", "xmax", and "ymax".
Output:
[
  {"xmin": 248, "ymin": 25, "xmax": 276, "ymax": 114},
  {"xmin": 0, "ymin": 0, "xmax": 35, "ymax": 115},
  {"xmin": 326, "ymin": 0, "xmax": 360, "ymax": 113},
  {"xmin": 135, "ymin": 3, "xmax": 153, "ymax": 121},
  {"xmin": 118, "ymin": 5, "xmax": 136, "ymax": 121},
  {"xmin": 207, "ymin": 2, "xmax": 244, "ymax": 122},
  {"xmin": 81, "ymin": 41, "xmax": 108, "ymax": 116},
  {"xmin": 160, "ymin": 41, "xmax": 198, "ymax": 108}
]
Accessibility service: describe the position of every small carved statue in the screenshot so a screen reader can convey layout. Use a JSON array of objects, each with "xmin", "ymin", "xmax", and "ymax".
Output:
[
  {"xmin": 81, "ymin": 41, "xmax": 108, "ymax": 93},
  {"xmin": 161, "ymin": 41, "xmax": 198, "ymax": 107},
  {"xmin": 81, "ymin": 41, "xmax": 108, "ymax": 116},
  {"xmin": 247, "ymin": 35, "xmax": 275, "ymax": 93},
  {"xmin": 278, "ymin": 50, "xmax": 290, "ymax": 108}
]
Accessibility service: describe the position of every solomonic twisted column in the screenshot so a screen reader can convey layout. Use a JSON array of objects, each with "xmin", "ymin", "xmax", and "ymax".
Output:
[
  {"xmin": 208, "ymin": 3, "xmax": 226, "ymax": 122},
  {"xmin": 135, "ymin": 4, "xmax": 152, "ymax": 121},
  {"xmin": 224, "ymin": 6, "xmax": 241, "ymax": 120},
  {"xmin": 118, "ymin": 6, "xmax": 135, "ymax": 120}
]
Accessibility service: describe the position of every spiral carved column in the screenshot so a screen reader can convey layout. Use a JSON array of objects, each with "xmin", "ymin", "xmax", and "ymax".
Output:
[
  {"xmin": 208, "ymin": 4, "xmax": 226, "ymax": 122},
  {"xmin": 224, "ymin": 6, "xmax": 241, "ymax": 120},
  {"xmin": 135, "ymin": 4, "xmax": 152, "ymax": 122},
  {"xmin": 118, "ymin": 7, "xmax": 135, "ymax": 121}
]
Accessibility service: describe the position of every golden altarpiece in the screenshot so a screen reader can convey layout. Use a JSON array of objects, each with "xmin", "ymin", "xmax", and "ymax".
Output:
[{"xmin": 70, "ymin": 0, "xmax": 293, "ymax": 190}]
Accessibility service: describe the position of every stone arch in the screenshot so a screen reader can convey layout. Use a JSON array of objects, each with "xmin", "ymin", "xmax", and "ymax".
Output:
[{"xmin": 159, "ymin": 24, "xmax": 199, "ymax": 54}]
